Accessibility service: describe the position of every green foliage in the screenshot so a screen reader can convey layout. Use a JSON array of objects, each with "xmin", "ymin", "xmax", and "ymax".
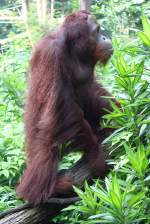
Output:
[
  {"xmin": 138, "ymin": 16, "xmax": 150, "ymax": 47},
  {"xmin": 62, "ymin": 175, "xmax": 146, "ymax": 223},
  {"xmin": 0, "ymin": 186, "xmax": 22, "ymax": 211},
  {"xmin": 104, "ymin": 55, "xmax": 150, "ymax": 150},
  {"xmin": 59, "ymin": 152, "xmax": 82, "ymax": 170},
  {"xmin": 51, "ymin": 0, "xmax": 79, "ymax": 18},
  {"xmin": 91, "ymin": 0, "xmax": 150, "ymax": 36},
  {"xmin": 125, "ymin": 144, "xmax": 149, "ymax": 178},
  {"xmin": 0, "ymin": 31, "xmax": 31, "ymax": 209}
]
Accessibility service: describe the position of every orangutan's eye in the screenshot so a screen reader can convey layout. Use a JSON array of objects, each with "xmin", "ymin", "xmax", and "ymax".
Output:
[{"xmin": 97, "ymin": 25, "xmax": 100, "ymax": 33}]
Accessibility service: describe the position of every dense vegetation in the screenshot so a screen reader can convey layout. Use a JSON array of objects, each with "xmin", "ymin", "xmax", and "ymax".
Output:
[{"xmin": 0, "ymin": 1, "xmax": 150, "ymax": 223}]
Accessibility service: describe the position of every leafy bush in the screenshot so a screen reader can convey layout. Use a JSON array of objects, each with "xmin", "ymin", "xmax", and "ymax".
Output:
[
  {"xmin": 0, "ymin": 34, "xmax": 31, "ymax": 210},
  {"xmin": 92, "ymin": 0, "xmax": 150, "ymax": 35}
]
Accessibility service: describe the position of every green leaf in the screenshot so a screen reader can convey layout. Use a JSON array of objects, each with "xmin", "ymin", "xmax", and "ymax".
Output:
[
  {"xmin": 138, "ymin": 31, "xmax": 150, "ymax": 47},
  {"xmin": 73, "ymin": 186, "xmax": 84, "ymax": 198},
  {"xmin": 91, "ymin": 187, "xmax": 112, "ymax": 204},
  {"xmin": 128, "ymin": 191, "xmax": 145, "ymax": 207},
  {"xmin": 141, "ymin": 15, "xmax": 150, "ymax": 36},
  {"xmin": 136, "ymin": 61, "xmax": 144, "ymax": 75},
  {"xmin": 62, "ymin": 205, "xmax": 76, "ymax": 211}
]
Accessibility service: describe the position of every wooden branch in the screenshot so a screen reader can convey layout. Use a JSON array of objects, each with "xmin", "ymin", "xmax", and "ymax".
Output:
[
  {"xmin": 0, "ymin": 197, "xmax": 79, "ymax": 224},
  {"xmin": 0, "ymin": 157, "xmax": 94, "ymax": 224},
  {"xmin": 0, "ymin": 149, "xmax": 105, "ymax": 223},
  {"xmin": 79, "ymin": 0, "xmax": 93, "ymax": 11},
  {"xmin": 55, "ymin": 157, "xmax": 93, "ymax": 195}
]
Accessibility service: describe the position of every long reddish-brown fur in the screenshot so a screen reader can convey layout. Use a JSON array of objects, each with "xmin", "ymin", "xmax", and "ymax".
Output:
[{"xmin": 17, "ymin": 11, "xmax": 115, "ymax": 204}]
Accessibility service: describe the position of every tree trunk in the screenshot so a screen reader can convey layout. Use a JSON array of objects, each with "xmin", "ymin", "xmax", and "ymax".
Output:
[
  {"xmin": 0, "ymin": 197, "xmax": 79, "ymax": 224},
  {"xmin": 61, "ymin": 0, "xmax": 64, "ymax": 16},
  {"xmin": 0, "ymin": 151, "xmax": 101, "ymax": 223},
  {"xmin": 37, "ymin": 0, "xmax": 47, "ymax": 25},
  {"xmin": 79, "ymin": 0, "xmax": 93, "ymax": 10},
  {"xmin": 21, "ymin": 0, "xmax": 28, "ymax": 22},
  {"xmin": 50, "ymin": 0, "xmax": 55, "ymax": 19}
]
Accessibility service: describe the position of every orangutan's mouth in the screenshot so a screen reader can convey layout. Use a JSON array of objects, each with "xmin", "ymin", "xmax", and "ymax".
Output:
[
  {"xmin": 108, "ymin": 48, "xmax": 113, "ymax": 51},
  {"xmin": 102, "ymin": 48, "xmax": 113, "ymax": 52}
]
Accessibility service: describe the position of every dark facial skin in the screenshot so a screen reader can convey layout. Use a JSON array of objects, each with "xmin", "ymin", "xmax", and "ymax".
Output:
[
  {"xmin": 63, "ymin": 12, "xmax": 113, "ymax": 66},
  {"xmin": 66, "ymin": 14, "xmax": 113, "ymax": 85},
  {"xmin": 87, "ymin": 15, "xmax": 113, "ymax": 64}
]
